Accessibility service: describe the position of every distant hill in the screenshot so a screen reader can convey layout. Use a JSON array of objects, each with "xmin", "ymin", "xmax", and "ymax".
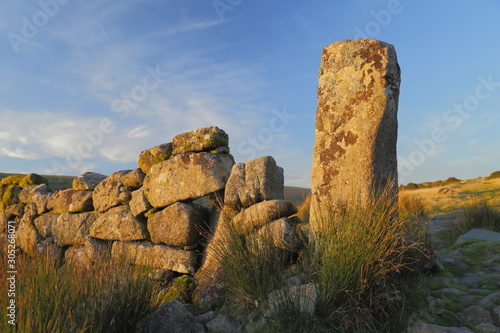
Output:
[
  {"xmin": 400, "ymin": 172, "xmax": 500, "ymax": 215},
  {"xmin": 284, "ymin": 186, "xmax": 310, "ymax": 206},
  {"xmin": 0, "ymin": 172, "xmax": 75, "ymax": 191}
]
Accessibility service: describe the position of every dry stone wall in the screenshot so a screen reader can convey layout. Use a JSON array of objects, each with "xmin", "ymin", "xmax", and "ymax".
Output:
[{"xmin": 1, "ymin": 126, "xmax": 302, "ymax": 279}]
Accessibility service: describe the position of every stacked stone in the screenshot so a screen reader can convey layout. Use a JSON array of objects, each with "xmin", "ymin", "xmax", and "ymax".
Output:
[
  {"xmin": 110, "ymin": 126, "xmax": 234, "ymax": 275},
  {"xmin": 1, "ymin": 126, "xmax": 304, "ymax": 282},
  {"xmin": 194, "ymin": 155, "xmax": 304, "ymax": 307}
]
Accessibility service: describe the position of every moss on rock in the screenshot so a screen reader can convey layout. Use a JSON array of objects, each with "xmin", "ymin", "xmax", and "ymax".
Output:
[
  {"xmin": 19, "ymin": 173, "xmax": 49, "ymax": 188},
  {"xmin": 0, "ymin": 175, "xmax": 24, "ymax": 186},
  {"xmin": 3, "ymin": 185, "xmax": 22, "ymax": 205}
]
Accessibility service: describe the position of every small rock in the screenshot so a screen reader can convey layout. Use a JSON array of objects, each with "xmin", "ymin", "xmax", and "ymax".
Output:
[
  {"xmin": 405, "ymin": 322, "xmax": 474, "ymax": 333},
  {"xmin": 195, "ymin": 311, "xmax": 215, "ymax": 326},
  {"xmin": 456, "ymin": 229, "xmax": 500, "ymax": 244},
  {"xmin": 172, "ymin": 126, "xmax": 229, "ymax": 155},
  {"xmin": 268, "ymin": 284, "xmax": 318, "ymax": 315},
  {"xmin": 456, "ymin": 295, "xmax": 480, "ymax": 305},
  {"xmin": 459, "ymin": 305, "xmax": 493, "ymax": 324},
  {"xmin": 206, "ymin": 314, "xmax": 241, "ymax": 333},
  {"xmin": 138, "ymin": 143, "xmax": 173, "ymax": 174},
  {"xmin": 135, "ymin": 300, "xmax": 205, "ymax": 333},
  {"xmin": 72, "ymin": 172, "xmax": 107, "ymax": 191},
  {"xmin": 493, "ymin": 306, "xmax": 500, "ymax": 325},
  {"xmin": 435, "ymin": 288, "xmax": 468, "ymax": 296},
  {"xmin": 427, "ymin": 296, "xmax": 443, "ymax": 307},
  {"xmin": 475, "ymin": 323, "xmax": 500, "ymax": 333}
]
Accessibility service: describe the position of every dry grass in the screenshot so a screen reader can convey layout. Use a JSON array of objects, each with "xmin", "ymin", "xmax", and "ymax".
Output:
[
  {"xmin": 400, "ymin": 177, "xmax": 500, "ymax": 215},
  {"xmin": 215, "ymin": 183, "xmax": 428, "ymax": 332},
  {"xmin": 0, "ymin": 247, "xmax": 165, "ymax": 333}
]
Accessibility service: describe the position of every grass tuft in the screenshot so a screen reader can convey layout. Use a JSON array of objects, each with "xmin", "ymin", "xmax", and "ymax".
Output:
[
  {"xmin": 215, "ymin": 182, "xmax": 428, "ymax": 332},
  {"xmin": 0, "ymin": 248, "xmax": 164, "ymax": 332},
  {"xmin": 453, "ymin": 200, "xmax": 500, "ymax": 238}
]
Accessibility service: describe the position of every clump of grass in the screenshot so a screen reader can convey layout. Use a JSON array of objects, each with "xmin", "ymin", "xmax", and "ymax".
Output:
[
  {"xmin": 0, "ymin": 248, "xmax": 164, "ymax": 333},
  {"xmin": 452, "ymin": 200, "xmax": 500, "ymax": 239},
  {"xmin": 307, "ymin": 186, "xmax": 426, "ymax": 332},
  {"xmin": 214, "ymin": 225, "xmax": 288, "ymax": 310},
  {"xmin": 215, "ymin": 183, "xmax": 428, "ymax": 332},
  {"xmin": 295, "ymin": 194, "xmax": 311, "ymax": 223}
]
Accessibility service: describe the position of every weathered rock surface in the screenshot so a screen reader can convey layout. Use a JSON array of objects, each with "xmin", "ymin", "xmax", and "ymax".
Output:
[
  {"xmin": 206, "ymin": 314, "xmax": 242, "ymax": 333},
  {"xmin": 310, "ymin": 39, "xmax": 400, "ymax": 231},
  {"xmin": 138, "ymin": 143, "xmax": 173, "ymax": 174},
  {"xmin": 172, "ymin": 127, "xmax": 229, "ymax": 155},
  {"xmin": 34, "ymin": 193, "xmax": 51, "ymax": 215},
  {"xmin": 456, "ymin": 229, "xmax": 500, "ymax": 244},
  {"xmin": 18, "ymin": 184, "xmax": 49, "ymax": 204},
  {"xmin": 135, "ymin": 300, "xmax": 205, "ymax": 333},
  {"xmin": 52, "ymin": 212, "xmax": 96, "ymax": 246},
  {"xmin": 231, "ymin": 200, "xmax": 297, "ymax": 234},
  {"xmin": 112, "ymin": 241, "xmax": 197, "ymax": 274},
  {"xmin": 257, "ymin": 216, "xmax": 304, "ymax": 251},
  {"xmin": 148, "ymin": 202, "xmax": 207, "ymax": 247},
  {"xmin": 90, "ymin": 206, "xmax": 148, "ymax": 241},
  {"xmin": 143, "ymin": 152, "xmax": 234, "ymax": 208},
  {"xmin": 268, "ymin": 284, "xmax": 318, "ymax": 315},
  {"xmin": 92, "ymin": 170, "xmax": 132, "ymax": 213},
  {"xmin": 120, "ymin": 168, "xmax": 145, "ymax": 189},
  {"xmin": 84, "ymin": 236, "xmax": 111, "ymax": 262},
  {"xmin": 34, "ymin": 213, "xmax": 59, "ymax": 238},
  {"xmin": 459, "ymin": 305, "xmax": 493, "ymax": 324},
  {"xmin": 64, "ymin": 246, "xmax": 89, "ymax": 267},
  {"xmin": 72, "ymin": 172, "xmax": 107, "ymax": 191},
  {"xmin": 3, "ymin": 203, "xmax": 24, "ymax": 218},
  {"xmin": 47, "ymin": 189, "xmax": 93, "ymax": 213},
  {"xmin": 224, "ymin": 156, "xmax": 284, "ymax": 210},
  {"xmin": 16, "ymin": 218, "xmax": 41, "ymax": 256},
  {"xmin": 129, "ymin": 188, "xmax": 152, "ymax": 217}
]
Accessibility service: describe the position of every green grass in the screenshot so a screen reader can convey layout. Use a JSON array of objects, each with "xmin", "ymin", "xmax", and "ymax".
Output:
[
  {"xmin": 214, "ymin": 183, "xmax": 428, "ymax": 332},
  {"xmin": 0, "ymin": 248, "xmax": 165, "ymax": 332}
]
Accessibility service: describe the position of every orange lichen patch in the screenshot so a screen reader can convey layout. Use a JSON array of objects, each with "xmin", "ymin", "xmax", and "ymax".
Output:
[{"xmin": 352, "ymin": 42, "xmax": 385, "ymax": 71}]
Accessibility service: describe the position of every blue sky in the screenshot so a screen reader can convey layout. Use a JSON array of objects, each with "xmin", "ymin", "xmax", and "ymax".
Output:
[{"xmin": 1, "ymin": 1, "xmax": 499, "ymax": 187}]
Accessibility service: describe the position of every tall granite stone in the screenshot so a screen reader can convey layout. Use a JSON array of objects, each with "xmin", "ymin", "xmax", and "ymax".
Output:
[{"xmin": 310, "ymin": 39, "xmax": 400, "ymax": 229}]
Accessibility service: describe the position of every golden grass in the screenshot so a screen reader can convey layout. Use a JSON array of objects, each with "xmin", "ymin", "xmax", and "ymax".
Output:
[{"xmin": 400, "ymin": 177, "xmax": 500, "ymax": 215}]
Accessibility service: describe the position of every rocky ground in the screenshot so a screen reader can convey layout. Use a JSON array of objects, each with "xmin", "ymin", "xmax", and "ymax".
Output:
[{"xmin": 407, "ymin": 215, "xmax": 500, "ymax": 333}]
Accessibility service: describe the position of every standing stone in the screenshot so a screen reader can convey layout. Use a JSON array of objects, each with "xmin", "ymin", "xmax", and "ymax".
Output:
[{"xmin": 310, "ymin": 39, "xmax": 400, "ymax": 229}]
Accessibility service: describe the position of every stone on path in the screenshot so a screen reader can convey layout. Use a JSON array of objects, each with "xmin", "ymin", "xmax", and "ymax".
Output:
[{"xmin": 456, "ymin": 229, "xmax": 500, "ymax": 244}]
